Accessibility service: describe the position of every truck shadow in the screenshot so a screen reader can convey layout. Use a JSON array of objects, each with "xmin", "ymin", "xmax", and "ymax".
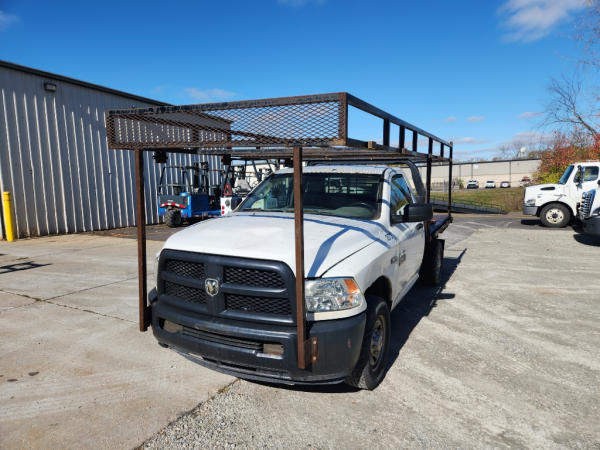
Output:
[
  {"xmin": 261, "ymin": 248, "xmax": 466, "ymax": 394},
  {"xmin": 386, "ymin": 248, "xmax": 465, "ymax": 371},
  {"xmin": 573, "ymin": 233, "xmax": 600, "ymax": 246}
]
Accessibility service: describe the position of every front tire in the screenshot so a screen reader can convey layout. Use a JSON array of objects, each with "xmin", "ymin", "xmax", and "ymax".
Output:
[
  {"xmin": 540, "ymin": 203, "xmax": 570, "ymax": 228},
  {"xmin": 345, "ymin": 296, "xmax": 391, "ymax": 390},
  {"xmin": 165, "ymin": 208, "xmax": 182, "ymax": 228}
]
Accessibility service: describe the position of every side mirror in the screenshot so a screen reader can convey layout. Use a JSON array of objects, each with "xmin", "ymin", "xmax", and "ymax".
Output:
[{"xmin": 392, "ymin": 203, "xmax": 433, "ymax": 223}]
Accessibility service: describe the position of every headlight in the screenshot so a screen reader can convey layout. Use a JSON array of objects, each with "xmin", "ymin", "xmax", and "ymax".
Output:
[
  {"xmin": 525, "ymin": 199, "xmax": 536, "ymax": 206},
  {"xmin": 153, "ymin": 252, "xmax": 161, "ymax": 287},
  {"xmin": 305, "ymin": 278, "xmax": 365, "ymax": 313}
]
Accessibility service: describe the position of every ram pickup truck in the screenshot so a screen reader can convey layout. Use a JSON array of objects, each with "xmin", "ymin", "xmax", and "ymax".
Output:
[
  {"xmin": 523, "ymin": 161, "xmax": 600, "ymax": 227},
  {"xmin": 579, "ymin": 181, "xmax": 600, "ymax": 236},
  {"xmin": 149, "ymin": 163, "xmax": 448, "ymax": 390}
]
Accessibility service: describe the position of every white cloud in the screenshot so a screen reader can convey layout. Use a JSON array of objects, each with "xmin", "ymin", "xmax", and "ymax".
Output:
[
  {"xmin": 445, "ymin": 116, "xmax": 457, "ymax": 122},
  {"xmin": 0, "ymin": 10, "xmax": 18, "ymax": 31},
  {"xmin": 184, "ymin": 88, "xmax": 235, "ymax": 102},
  {"xmin": 467, "ymin": 116, "xmax": 485, "ymax": 123},
  {"xmin": 453, "ymin": 137, "xmax": 490, "ymax": 145},
  {"xmin": 498, "ymin": 0, "xmax": 587, "ymax": 42},
  {"xmin": 518, "ymin": 111, "xmax": 543, "ymax": 118}
]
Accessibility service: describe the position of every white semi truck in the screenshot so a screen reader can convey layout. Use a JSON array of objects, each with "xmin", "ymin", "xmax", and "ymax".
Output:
[
  {"xmin": 522, "ymin": 161, "xmax": 600, "ymax": 227},
  {"xmin": 579, "ymin": 181, "xmax": 600, "ymax": 236},
  {"xmin": 149, "ymin": 163, "xmax": 450, "ymax": 390}
]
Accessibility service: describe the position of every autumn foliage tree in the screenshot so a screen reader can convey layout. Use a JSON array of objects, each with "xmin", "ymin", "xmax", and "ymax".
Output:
[{"xmin": 535, "ymin": 133, "xmax": 600, "ymax": 183}]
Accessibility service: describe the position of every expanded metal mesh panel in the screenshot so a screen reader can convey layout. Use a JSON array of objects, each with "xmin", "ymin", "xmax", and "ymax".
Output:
[
  {"xmin": 225, "ymin": 294, "xmax": 292, "ymax": 316},
  {"xmin": 224, "ymin": 267, "xmax": 285, "ymax": 288},
  {"xmin": 106, "ymin": 94, "xmax": 346, "ymax": 150}
]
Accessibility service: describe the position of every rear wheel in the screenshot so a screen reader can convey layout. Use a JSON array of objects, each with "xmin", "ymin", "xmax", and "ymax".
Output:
[
  {"xmin": 345, "ymin": 296, "xmax": 390, "ymax": 390},
  {"xmin": 540, "ymin": 203, "xmax": 570, "ymax": 228},
  {"xmin": 165, "ymin": 208, "xmax": 182, "ymax": 228}
]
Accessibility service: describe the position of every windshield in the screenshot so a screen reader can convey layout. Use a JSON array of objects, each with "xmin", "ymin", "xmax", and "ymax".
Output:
[
  {"xmin": 238, "ymin": 172, "xmax": 382, "ymax": 219},
  {"xmin": 558, "ymin": 165, "xmax": 574, "ymax": 184}
]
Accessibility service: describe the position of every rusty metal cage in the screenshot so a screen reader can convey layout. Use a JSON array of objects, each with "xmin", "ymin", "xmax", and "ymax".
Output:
[{"xmin": 106, "ymin": 92, "xmax": 451, "ymax": 161}]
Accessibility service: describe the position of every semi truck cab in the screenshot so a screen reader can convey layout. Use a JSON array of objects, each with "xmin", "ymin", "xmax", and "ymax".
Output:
[
  {"xmin": 523, "ymin": 161, "xmax": 600, "ymax": 227},
  {"xmin": 579, "ymin": 181, "xmax": 600, "ymax": 236}
]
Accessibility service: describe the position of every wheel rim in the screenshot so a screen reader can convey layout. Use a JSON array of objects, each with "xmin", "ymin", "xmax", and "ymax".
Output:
[
  {"xmin": 369, "ymin": 316, "xmax": 386, "ymax": 368},
  {"xmin": 545, "ymin": 208, "xmax": 564, "ymax": 224}
]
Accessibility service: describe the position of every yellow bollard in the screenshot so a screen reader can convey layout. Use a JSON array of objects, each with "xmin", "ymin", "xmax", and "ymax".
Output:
[{"xmin": 2, "ymin": 191, "xmax": 16, "ymax": 242}]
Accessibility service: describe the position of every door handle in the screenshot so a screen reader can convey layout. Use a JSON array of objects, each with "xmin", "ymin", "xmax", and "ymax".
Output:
[{"xmin": 416, "ymin": 223, "xmax": 424, "ymax": 230}]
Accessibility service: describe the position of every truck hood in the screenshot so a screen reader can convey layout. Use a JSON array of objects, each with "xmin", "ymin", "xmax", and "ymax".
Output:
[
  {"xmin": 524, "ymin": 184, "xmax": 564, "ymax": 199},
  {"xmin": 162, "ymin": 212, "xmax": 389, "ymax": 277}
]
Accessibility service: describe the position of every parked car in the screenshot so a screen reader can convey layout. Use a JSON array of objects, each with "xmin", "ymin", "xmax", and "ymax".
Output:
[
  {"xmin": 466, "ymin": 180, "xmax": 479, "ymax": 189},
  {"xmin": 485, "ymin": 180, "xmax": 496, "ymax": 189},
  {"xmin": 519, "ymin": 176, "xmax": 532, "ymax": 187},
  {"xmin": 500, "ymin": 181, "xmax": 510, "ymax": 188}
]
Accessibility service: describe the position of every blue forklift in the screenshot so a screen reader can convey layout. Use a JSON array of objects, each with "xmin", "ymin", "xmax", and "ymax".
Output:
[{"xmin": 157, "ymin": 162, "xmax": 222, "ymax": 227}]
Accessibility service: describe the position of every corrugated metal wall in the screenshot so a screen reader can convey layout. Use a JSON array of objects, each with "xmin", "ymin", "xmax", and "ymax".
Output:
[{"xmin": 0, "ymin": 65, "xmax": 221, "ymax": 238}]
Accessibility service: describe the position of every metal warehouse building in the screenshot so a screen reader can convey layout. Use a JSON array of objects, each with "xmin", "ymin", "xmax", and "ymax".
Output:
[{"xmin": 0, "ymin": 60, "xmax": 222, "ymax": 239}]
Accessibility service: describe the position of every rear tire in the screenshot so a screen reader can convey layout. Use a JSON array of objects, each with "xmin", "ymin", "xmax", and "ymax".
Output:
[
  {"xmin": 165, "ymin": 209, "xmax": 182, "ymax": 228},
  {"xmin": 345, "ymin": 296, "xmax": 390, "ymax": 390},
  {"xmin": 420, "ymin": 238, "xmax": 444, "ymax": 285},
  {"xmin": 540, "ymin": 203, "xmax": 570, "ymax": 228}
]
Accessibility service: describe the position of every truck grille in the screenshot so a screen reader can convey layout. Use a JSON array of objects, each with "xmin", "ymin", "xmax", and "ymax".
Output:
[
  {"xmin": 224, "ymin": 267, "xmax": 285, "ymax": 288},
  {"xmin": 158, "ymin": 250, "xmax": 295, "ymax": 324},
  {"xmin": 164, "ymin": 281, "xmax": 206, "ymax": 305},
  {"xmin": 181, "ymin": 326, "xmax": 263, "ymax": 351},
  {"xmin": 581, "ymin": 190, "xmax": 595, "ymax": 218},
  {"xmin": 165, "ymin": 259, "xmax": 205, "ymax": 279},
  {"xmin": 225, "ymin": 294, "xmax": 291, "ymax": 315}
]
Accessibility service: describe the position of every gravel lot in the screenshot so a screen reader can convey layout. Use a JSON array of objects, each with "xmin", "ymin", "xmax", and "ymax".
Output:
[{"xmin": 141, "ymin": 224, "xmax": 600, "ymax": 449}]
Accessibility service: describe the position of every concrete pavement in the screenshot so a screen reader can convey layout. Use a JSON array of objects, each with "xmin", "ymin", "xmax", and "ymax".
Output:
[{"xmin": 0, "ymin": 234, "xmax": 234, "ymax": 449}]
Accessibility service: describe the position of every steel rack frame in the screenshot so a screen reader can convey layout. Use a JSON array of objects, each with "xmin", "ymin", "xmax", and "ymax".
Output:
[{"xmin": 105, "ymin": 92, "xmax": 454, "ymax": 369}]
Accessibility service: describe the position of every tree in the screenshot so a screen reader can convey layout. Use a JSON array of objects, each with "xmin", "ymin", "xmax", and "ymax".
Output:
[
  {"xmin": 535, "ymin": 133, "xmax": 600, "ymax": 184},
  {"xmin": 576, "ymin": 0, "xmax": 600, "ymax": 69},
  {"xmin": 542, "ymin": 74, "xmax": 599, "ymax": 138},
  {"xmin": 542, "ymin": 2, "xmax": 599, "ymax": 141}
]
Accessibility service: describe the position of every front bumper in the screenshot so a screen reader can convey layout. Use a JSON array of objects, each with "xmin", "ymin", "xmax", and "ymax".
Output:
[
  {"xmin": 582, "ymin": 216, "xmax": 600, "ymax": 236},
  {"xmin": 522, "ymin": 204, "xmax": 538, "ymax": 216},
  {"xmin": 149, "ymin": 289, "xmax": 366, "ymax": 384}
]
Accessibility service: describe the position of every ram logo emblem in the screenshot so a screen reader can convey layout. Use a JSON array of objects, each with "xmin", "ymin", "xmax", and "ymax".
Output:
[{"xmin": 204, "ymin": 278, "xmax": 220, "ymax": 297}]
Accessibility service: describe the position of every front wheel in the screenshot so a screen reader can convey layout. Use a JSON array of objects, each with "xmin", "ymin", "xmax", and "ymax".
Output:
[
  {"xmin": 345, "ymin": 296, "xmax": 391, "ymax": 390},
  {"xmin": 540, "ymin": 203, "xmax": 570, "ymax": 228}
]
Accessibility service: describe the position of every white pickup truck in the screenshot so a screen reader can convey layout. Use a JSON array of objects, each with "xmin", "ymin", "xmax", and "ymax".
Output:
[
  {"xmin": 523, "ymin": 161, "xmax": 600, "ymax": 227},
  {"xmin": 149, "ymin": 162, "xmax": 449, "ymax": 389},
  {"xmin": 579, "ymin": 182, "xmax": 600, "ymax": 236}
]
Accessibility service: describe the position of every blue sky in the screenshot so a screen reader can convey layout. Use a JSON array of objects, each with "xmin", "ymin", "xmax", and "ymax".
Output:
[{"xmin": 0, "ymin": 0, "xmax": 595, "ymax": 160}]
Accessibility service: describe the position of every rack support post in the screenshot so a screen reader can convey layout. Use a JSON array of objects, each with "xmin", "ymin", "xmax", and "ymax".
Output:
[
  {"xmin": 426, "ymin": 138, "xmax": 433, "ymax": 203},
  {"xmin": 448, "ymin": 143, "xmax": 454, "ymax": 216},
  {"xmin": 293, "ymin": 146, "xmax": 317, "ymax": 369},
  {"xmin": 135, "ymin": 149, "xmax": 149, "ymax": 332}
]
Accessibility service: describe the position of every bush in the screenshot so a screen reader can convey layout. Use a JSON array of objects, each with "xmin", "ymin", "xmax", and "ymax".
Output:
[{"xmin": 535, "ymin": 133, "xmax": 600, "ymax": 184}]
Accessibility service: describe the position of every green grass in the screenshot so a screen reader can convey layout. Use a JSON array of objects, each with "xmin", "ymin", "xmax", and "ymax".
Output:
[{"xmin": 431, "ymin": 187, "xmax": 524, "ymax": 212}]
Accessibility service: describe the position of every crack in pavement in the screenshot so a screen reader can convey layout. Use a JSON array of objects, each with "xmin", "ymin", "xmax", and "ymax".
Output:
[{"xmin": 0, "ymin": 275, "xmax": 139, "ymax": 323}]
